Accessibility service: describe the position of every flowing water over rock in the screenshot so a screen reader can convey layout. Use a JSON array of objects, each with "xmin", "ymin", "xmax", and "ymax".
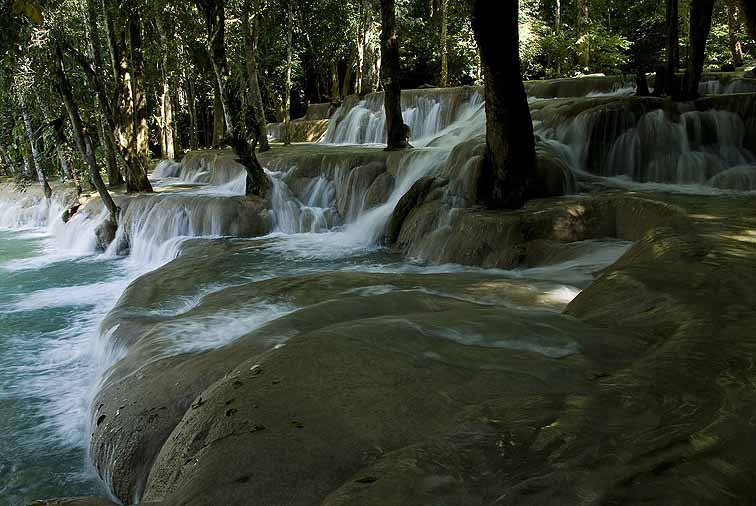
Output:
[{"xmin": 2, "ymin": 82, "xmax": 756, "ymax": 504}]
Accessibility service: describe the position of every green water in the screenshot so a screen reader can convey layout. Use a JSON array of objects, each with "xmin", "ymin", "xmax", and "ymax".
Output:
[{"xmin": 0, "ymin": 229, "xmax": 126, "ymax": 505}]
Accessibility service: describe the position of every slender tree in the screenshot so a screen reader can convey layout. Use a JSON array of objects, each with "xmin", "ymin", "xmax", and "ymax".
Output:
[
  {"xmin": 470, "ymin": 0, "xmax": 536, "ymax": 209},
  {"xmin": 726, "ymin": 0, "xmax": 744, "ymax": 67},
  {"xmin": 380, "ymin": 0, "xmax": 409, "ymax": 150},
  {"xmin": 241, "ymin": 0, "xmax": 269, "ymax": 152},
  {"xmin": 283, "ymin": 0, "xmax": 293, "ymax": 145},
  {"xmin": 19, "ymin": 93, "xmax": 52, "ymax": 199},
  {"xmin": 53, "ymin": 44, "xmax": 119, "ymax": 225},
  {"xmin": 36, "ymin": 92, "xmax": 80, "ymax": 188},
  {"xmin": 195, "ymin": 0, "xmax": 268, "ymax": 196}
]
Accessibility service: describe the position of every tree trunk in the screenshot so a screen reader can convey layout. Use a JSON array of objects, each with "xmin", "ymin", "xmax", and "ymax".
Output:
[
  {"xmin": 664, "ymin": 0, "xmax": 679, "ymax": 96},
  {"xmin": 470, "ymin": 0, "xmax": 536, "ymax": 209},
  {"xmin": 380, "ymin": 0, "xmax": 409, "ymax": 150},
  {"xmin": 555, "ymin": 0, "xmax": 561, "ymax": 32},
  {"xmin": 87, "ymin": 0, "xmax": 151, "ymax": 193},
  {"xmin": 187, "ymin": 78, "xmax": 200, "ymax": 150},
  {"xmin": 330, "ymin": 61, "xmax": 340, "ymax": 102},
  {"xmin": 96, "ymin": 103, "xmax": 124, "ymax": 187},
  {"xmin": 727, "ymin": 0, "xmax": 744, "ymax": 67},
  {"xmin": 685, "ymin": 0, "xmax": 716, "ymax": 99},
  {"xmin": 577, "ymin": 0, "xmax": 590, "ymax": 68},
  {"xmin": 129, "ymin": 14, "xmax": 150, "ymax": 164},
  {"xmin": 196, "ymin": 0, "xmax": 268, "ymax": 196},
  {"xmin": 53, "ymin": 45, "xmax": 119, "ymax": 225},
  {"xmin": 20, "ymin": 94, "xmax": 52, "ymax": 199},
  {"xmin": 0, "ymin": 139, "xmax": 18, "ymax": 177},
  {"xmin": 241, "ymin": 1, "xmax": 270, "ymax": 152},
  {"xmin": 283, "ymin": 0, "xmax": 293, "ymax": 145},
  {"xmin": 439, "ymin": 0, "xmax": 448, "ymax": 87},
  {"xmin": 342, "ymin": 44, "xmax": 358, "ymax": 98},
  {"xmin": 737, "ymin": 0, "xmax": 756, "ymax": 41},
  {"xmin": 36, "ymin": 93, "xmax": 79, "ymax": 187},
  {"xmin": 156, "ymin": 17, "xmax": 175, "ymax": 159},
  {"xmin": 212, "ymin": 82, "xmax": 225, "ymax": 147}
]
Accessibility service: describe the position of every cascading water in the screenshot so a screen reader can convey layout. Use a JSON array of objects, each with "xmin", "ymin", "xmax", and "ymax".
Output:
[
  {"xmin": 4, "ymin": 78, "xmax": 756, "ymax": 504},
  {"xmin": 534, "ymin": 102, "xmax": 756, "ymax": 190},
  {"xmin": 322, "ymin": 87, "xmax": 483, "ymax": 146}
]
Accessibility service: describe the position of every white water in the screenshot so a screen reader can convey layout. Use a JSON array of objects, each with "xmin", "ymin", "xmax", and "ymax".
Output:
[
  {"xmin": 2, "ymin": 79, "xmax": 754, "ymax": 502},
  {"xmin": 323, "ymin": 89, "xmax": 484, "ymax": 146}
]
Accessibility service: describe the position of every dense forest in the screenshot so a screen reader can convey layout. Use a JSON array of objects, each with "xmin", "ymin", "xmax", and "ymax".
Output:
[{"xmin": 1, "ymin": 0, "xmax": 754, "ymax": 207}]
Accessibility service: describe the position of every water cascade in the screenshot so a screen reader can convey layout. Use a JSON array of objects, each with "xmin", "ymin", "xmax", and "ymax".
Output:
[
  {"xmin": 323, "ymin": 87, "xmax": 483, "ymax": 145},
  {"xmin": 532, "ymin": 98, "xmax": 756, "ymax": 190}
]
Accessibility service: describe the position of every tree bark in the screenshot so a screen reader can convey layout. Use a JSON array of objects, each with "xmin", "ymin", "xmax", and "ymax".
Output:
[
  {"xmin": 380, "ymin": 0, "xmax": 409, "ymax": 150},
  {"xmin": 212, "ymin": 82, "xmax": 225, "ymax": 146},
  {"xmin": 241, "ymin": 1, "xmax": 270, "ymax": 152},
  {"xmin": 0, "ymin": 139, "xmax": 18, "ymax": 177},
  {"xmin": 685, "ymin": 0, "xmax": 716, "ymax": 99},
  {"xmin": 187, "ymin": 78, "xmax": 200, "ymax": 150},
  {"xmin": 156, "ymin": 17, "xmax": 175, "ymax": 159},
  {"xmin": 20, "ymin": 94, "xmax": 52, "ymax": 199},
  {"xmin": 36, "ymin": 93, "xmax": 79, "ymax": 188},
  {"xmin": 196, "ymin": 0, "xmax": 268, "ymax": 196},
  {"xmin": 439, "ymin": 0, "xmax": 448, "ymax": 87},
  {"xmin": 95, "ymin": 0, "xmax": 151, "ymax": 192},
  {"xmin": 470, "ymin": 0, "xmax": 536, "ymax": 209},
  {"xmin": 577, "ymin": 0, "xmax": 590, "ymax": 68},
  {"xmin": 53, "ymin": 45, "xmax": 119, "ymax": 225},
  {"xmin": 95, "ymin": 102, "xmax": 124, "ymax": 187},
  {"xmin": 664, "ymin": 0, "xmax": 679, "ymax": 96},
  {"xmin": 727, "ymin": 0, "xmax": 744, "ymax": 67},
  {"xmin": 129, "ymin": 13, "xmax": 150, "ymax": 165},
  {"xmin": 283, "ymin": 0, "xmax": 293, "ymax": 145}
]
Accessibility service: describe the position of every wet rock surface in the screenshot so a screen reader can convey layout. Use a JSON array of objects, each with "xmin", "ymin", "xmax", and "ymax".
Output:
[{"xmin": 83, "ymin": 180, "xmax": 756, "ymax": 505}]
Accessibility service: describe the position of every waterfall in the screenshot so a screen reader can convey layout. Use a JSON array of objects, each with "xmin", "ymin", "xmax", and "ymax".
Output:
[
  {"xmin": 107, "ymin": 194, "xmax": 270, "ymax": 266},
  {"xmin": 537, "ymin": 105, "xmax": 756, "ymax": 189},
  {"xmin": 323, "ymin": 87, "xmax": 483, "ymax": 146}
]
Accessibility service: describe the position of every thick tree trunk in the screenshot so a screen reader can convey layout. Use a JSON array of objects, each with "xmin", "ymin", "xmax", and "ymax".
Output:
[
  {"xmin": 664, "ymin": 0, "xmax": 679, "ymax": 96},
  {"xmin": 685, "ymin": 0, "xmax": 716, "ymax": 99},
  {"xmin": 471, "ymin": 0, "xmax": 537, "ymax": 209},
  {"xmin": 87, "ymin": 0, "xmax": 151, "ymax": 193},
  {"xmin": 241, "ymin": 2, "xmax": 270, "ymax": 152},
  {"xmin": 197, "ymin": 0, "xmax": 268, "ymax": 196},
  {"xmin": 727, "ymin": 0, "xmax": 744, "ymax": 67},
  {"xmin": 53, "ymin": 45, "xmax": 119, "ymax": 225},
  {"xmin": 380, "ymin": 0, "xmax": 409, "ymax": 150},
  {"xmin": 20, "ymin": 95, "xmax": 52, "ymax": 199},
  {"xmin": 283, "ymin": 0, "xmax": 293, "ymax": 145}
]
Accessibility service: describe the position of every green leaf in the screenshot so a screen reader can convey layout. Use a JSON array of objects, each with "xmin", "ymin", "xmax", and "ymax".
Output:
[{"xmin": 11, "ymin": 0, "xmax": 44, "ymax": 25}]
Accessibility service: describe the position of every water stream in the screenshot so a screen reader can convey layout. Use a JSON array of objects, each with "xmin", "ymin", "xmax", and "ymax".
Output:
[{"xmin": 1, "ymin": 83, "xmax": 754, "ymax": 503}]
